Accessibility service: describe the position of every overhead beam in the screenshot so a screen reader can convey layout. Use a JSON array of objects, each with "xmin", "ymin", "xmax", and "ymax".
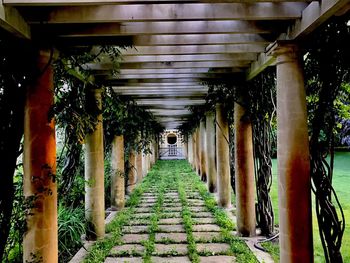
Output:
[
  {"xmin": 111, "ymin": 73, "xmax": 226, "ymax": 79},
  {"xmin": 0, "ymin": 2, "xmax": 30, "ymax": 38},
  {"xmin": 247, "ymin": 0, "xmax": 348, "ymax": 80},
  {"xmin": 123, "ymin": 44, "xmax": 265, "ymax": 55},
  {"xmin": 34, "ymin": 21, "xmax": 273, "ymax": 37},
  {"xmin": 26, "ymin": 3, "xmax": 306, "ymax": 23},
  {"xmin": 117, "ymin": 68, "xmax": 238, "ymax": 75},
  {"xmin": 112, "ymin": 85, "xmax": 206, "ymax": 90}
]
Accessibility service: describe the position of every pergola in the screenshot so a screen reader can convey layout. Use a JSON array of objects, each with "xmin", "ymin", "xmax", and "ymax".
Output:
[{"xmin": 0, "ymin": 0, "xmax": 348, "ymax": 262}]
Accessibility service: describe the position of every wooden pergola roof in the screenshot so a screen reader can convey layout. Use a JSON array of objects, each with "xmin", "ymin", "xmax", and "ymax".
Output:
[{"xmin": 1, "ymin": 0, "xmax": 348, "ymax": 129}]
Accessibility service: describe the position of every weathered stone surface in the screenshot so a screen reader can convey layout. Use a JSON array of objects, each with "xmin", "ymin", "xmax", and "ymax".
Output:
[
  {"xmin": 193, "ymin": 232, "xmax": 222, "ymax": 242},
  {"xmin": 134, "ymin": 212, "xmax": 153, "ymax": 219},
  {"xmin": 189, "ymin": 206, "xmax": 208, "ymax": 212},
  {"xmin": 158, "ymin": 224, "xmax": 185, "ymax": 233},
  {"xmin": 126, "ymin": 219, "xmax": 149, "ymax": 226},
  {"xmin": 110, "ymin": 244, "xmax": 145, "ymax": 256},
  {"xmin": 151, "ymin": 256, "xmax": 191, "ymax": 263},
  {"xmin": 196, "ymin": 243, "xmax": 231, "ymax": 254},
  {"xmin": 155, "ymin": 233, "xmax": 187, "ymax": 243},
  {"xmin": 122, "ymin": 225, "xmax": 149, "ymax": 234},
  {"xmin": 192, "ymin": 224, "xmax": 221, "ymax": 232},
  {"xmin": 163, "ymin": 207, "xmax": 182, "ymax": 212},
  {"xmin": 199, "ymin": 256, "xmax": 236, "ymax": 263},
  {"xmin": 161, "ymin": 212, "xmax": 182, "ymax": 218},
  {"xmin": 138, "ymin": 202, "xmax": 156, "ymax": 208},
  {"xmin": 191, "ymin": 212, "xmax": 213, "ymax": 218},
  {"xmin": 153, "ymin": 244, "xmax": 188, "ymax": 256},
  {"xmin": 159, "ymin": 218, "xmax": 183, "ymax": 225},
  {"xmin": 192, "ymin": 218, "xmax": 216, "ymax": 224},
  {"xmin": 134, "ymin": 207, "xmax": 152, "ymax": 213},
  {"xmin": 121, "ymin": 234, "xmax": 149, "ymax": 244},
  {"xmin": 105, "ymin": 257, "xmax": 143, "ymax": 263}
]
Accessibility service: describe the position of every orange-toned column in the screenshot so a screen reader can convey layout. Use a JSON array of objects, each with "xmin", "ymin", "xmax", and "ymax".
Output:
[
  {"xmin": 234, "ymin": 102, "xmax": 256, "ymax": 237},
  {"xmin": 216, "ymin": 104, "xmax": 231, "ymax": 208},
  {"xmin": 205, "ymin": 111, "xmax": 217, "ymax": 193},
  {"xmin": 136, "ymin": 151, "xmax": 143, "ymax": 184},
  {"xmin": 85, "ymin": 88, "xmax": 105, "ymax": 239},
  {"xmin": 111, "ymin": 135, "xmax": 125, "ymax": 210},
  {"xmin": 127, "ymin": 149, "xmax": 136, "ymax": 193},
  {"xmin": 200, "ymin": 120, "xmax": 207, "ymax": 181},
  {"xmin": 24, "ymin": 49, "xmax": 58, "ymax": 263},
  {"xmin": 272, "ymin": 42, "xmax": 313, "ymax": 263}
]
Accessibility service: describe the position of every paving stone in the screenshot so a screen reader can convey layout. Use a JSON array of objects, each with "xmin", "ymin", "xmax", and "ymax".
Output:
[
  {"xmin": 189, "ymin": 206, "xmax": 208, "ymax": 212},
  {"xmin": 193, "ymin": 232, "xmax": 222, "ymax": 242},
  {"xmin": 196, "ymin": 243, "xmax": 231, "ymax": 255},
  {"xmin": 121, "ymin": 234, "xmax": 149, "ymax": 244},
  {"xmin": 153, "ymin": 244, "xmax": 188, "ymax": 256},
  {"xmin": 163, "ymin": 202, "xmax": 181, "ymax": 207},
  {"xmin": 192, "ymin": 218, "xmax": 216, "ymax": 224},
  {"xmin": 192, "ymin": 224, "xmax": 221, "ymax": 232},
  {"xmin": 191, "ymin": 212, "xmax": 213, "ymax": 218},
  {"xmin": 134, "ymin": 207, "xmax": 152, "ymax": 213},
  {"xmin": 105, "ymin": 257, "xmax": 143, "ymax": 263},
  {"xmin": 159, "ymin": 218, "xmax": 183, "ymax": 225},
  {"xmin": 188, "ymin": 200, "xmax": 205, "ymax": 206},
  {"xmin": 151, "ymin": 256, "xmax": 191, "ymax": 263},
  {"xmin": 155, "ymin": 232, "xmax": 187, "ymax": 243},
  {"xmin": 138, "ymin": 202, "xmax": 156, "ymax": 208},
  {"xmin": 141, "ymin": 198, "xmax": 157, "ymax": 202},
  {"xmin": 163, "ymin": 206, "xmax": 182, "ymax": 212},
  {"xmin": 134, "ymin": 212, "xmax": 153, "ymax": 219},
  {"xmin": 161, "ymin": 212, "xmax": 182, "ymax": 218},
  {"xmin": 158, "ymin": 224, "xmax": 185, "ymax": 233},
  {"xmin": 123, "ymin": 225, "xmax": 149, "ymax": 234},
  {"xmin": 126, "ymin": 219, "xmax": 149, "ymax": 226},
  {"xmin": 199, "ymin": 256, "xmax": 236, "ymax": 263},
  {"xmin": 109, "ymin": 244, "xmax": 145, "ymax": 256}
]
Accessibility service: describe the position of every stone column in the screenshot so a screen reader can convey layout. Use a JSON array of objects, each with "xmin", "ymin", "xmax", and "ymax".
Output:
[
  {"xmin": 205, "ymin": 111, "xmax": 217, "ymax": 193},
  {"xmin": 85, "ymin": 88, "xmax": 105, "ymax": 240},
  {"xmin": 136, "ymin": 151, "xmax": 143, "ymax": 184},
  {"xmin": 192, "ymin": 131, "xmax": 196, "ymax": 170},
  {"xmin": 200, "ymin": 120, "xmax": 207, "ymax": 181},
  {"xmin": 183, "ymin": 139, "xmax": 188, "ymax": 160},
  {"xmin": 111, "ymin": 135, "xmax": 125, "ymax": 210},
  {"xmin": 272, "ymin": 42, "xmax": 313, "ymax": 263},
  {"xmin": 188, "ymin": 134, "xmax": 193, "ymax": 164},
  {"xmin": 127, "ymin": 149, "xmax": 136, "ymax": 193},
  {"xmin": 195, "ymin": 127, "xmax": 201, "ymax": 176},
  {"xmin": 216, "ymin": 104, "xmax": 231, "ymax": 208},
  {"xmin": 142, "ymin": 152, "xmax": 148, "ymax": 177},
  {"xmin": 234, "ymin": 102, "xmax": 256, "ymax": 237},
  {"xmin": 23, "ymin": 49, "xmax": 58, "ymax": 263}
]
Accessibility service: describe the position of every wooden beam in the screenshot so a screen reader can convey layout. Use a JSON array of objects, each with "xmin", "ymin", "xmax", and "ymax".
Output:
[
  {"xmin": 33, "ymin": 21, "xmax": 272, "ymax": 37},
  {"xmin": 117, "ymin": 68, "xmax": 237, "ymax": 75},
  {"xmin": 113, "ymin": 73, "xmax": 218, "ymax": 79},
  {"xmin": 26, "ymin": 3, "xmax": 306, "ymax": 23},
  {"xmin": 0, "ymin": 2, "xmax": 30, "ymax": 38},
  {"xmin": 122, "ymin": 44, "xmax": 265, "ymax": 55},
  {"xmin": 247, "ymin": 0, "xmax": 348, "ymax": 80},
  {"xmin": 113, "ymin": 85, "xmax": 205, "ymax": 89}
]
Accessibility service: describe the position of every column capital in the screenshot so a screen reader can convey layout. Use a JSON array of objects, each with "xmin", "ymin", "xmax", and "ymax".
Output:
[{"xmin": 267, "ymin": 41, "xmax": 300, "ymax": 62}]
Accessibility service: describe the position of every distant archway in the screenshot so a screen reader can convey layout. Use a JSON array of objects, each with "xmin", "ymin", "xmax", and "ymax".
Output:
[{"xmin": 167, "ymin": 133, "xmax": 177, "ymax": 145}]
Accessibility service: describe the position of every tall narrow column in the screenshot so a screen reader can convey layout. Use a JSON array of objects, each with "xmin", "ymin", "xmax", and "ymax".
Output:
[
  {"xmin": 111, "ymin": 135, "xmax": 125, "ymax": 210},
  {"xmin": 192, "ymin": 131, "xmax": 196, "ymax": 170},
  {"xmin": 188, "ymin": 134, "xmax": 193, "ymax": 164},
  {"xmin": 136, "ymin": 151, "xmax": 143, "ymax": 184},
  {"xmin": 234, "ymin": 102, "xmax": 256, "ymax": 237},
  {"xmin": 205, "ymin": 111, "xmax": 217, "ymax": 193},
  {"xmin": 200, "ymin": 120, "xmax": 207, "ymax": 181},
  {"xmin": 127, "ymin": 150, "xmax": 136, "ymax": 193},
  {"xmin": 24, "ymin": 49, "xmax": 58, "ymax": 263},
  {"xmin": 85, "ymin": 88, "xmax": 105, "ymax": 239},
  {"xmin": 195, "ymin": 127, "xmax": 201, "ymax": 176},
  {"xmin": 183, "ymin": 139, "xmax": 188, "ymax": 160},
  {"xmin": 216, "ymin": 104, "xmax": 231, "ymax": 208},
  {"xmin": 142, "ymin": 152, "xmax": 148, "ymax": 177},
  {"xmin": 272, "ymin": 43, "xmax": 313, "ymax": 262}
]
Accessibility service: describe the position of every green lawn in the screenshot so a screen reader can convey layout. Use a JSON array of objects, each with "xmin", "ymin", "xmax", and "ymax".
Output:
[{"xmin": 270, "ymin": 152, "xmax": 350, "ymax": 262}]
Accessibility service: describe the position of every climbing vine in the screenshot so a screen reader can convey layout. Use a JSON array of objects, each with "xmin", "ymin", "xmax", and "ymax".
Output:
[{"xmin": 304, "ymin": 14, "xmax": 349, "ymax": 263}]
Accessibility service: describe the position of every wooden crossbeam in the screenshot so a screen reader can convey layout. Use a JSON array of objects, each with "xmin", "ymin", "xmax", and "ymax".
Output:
[
  {"xmin": 0, "ymin": 2, "xmax": 30, "ymax": 38},
  {"xmin": 117, "ymin": 68, "xmax": 237, "ymax": 75},
  {"xmin": 24, "ymin": 3, "xmax": 306, "ymax": 23}
]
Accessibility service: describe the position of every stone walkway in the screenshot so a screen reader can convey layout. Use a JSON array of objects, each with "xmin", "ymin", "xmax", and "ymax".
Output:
[{"xmin": 104, "ymin": 187, "xmax": 237, "ymax": 263}]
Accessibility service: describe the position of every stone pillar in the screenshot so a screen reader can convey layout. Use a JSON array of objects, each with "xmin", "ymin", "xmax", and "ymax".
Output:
[
  {"xmin": 205, "ymin": 111, "xmax": 217, "ymax": 193},
  {"xmin": 272, "ymin": 42, "xmax": 313, "ymax": 263},
  {"xmin": 136, "ymin": 151, "xmax": 143, "ymax": 184},
  {"xmin": 234, "ymin": 102, "xmax": 256, "ymax": 237},
  {"xmin": 142, "ymin": 152, "xmax": 148, "ymax": 177},
  {"xmin": 200, "ymin": 120, "xmax": 207, "ymax": 181},
  {"xmin": 111, "ymin": 135, "xmax": 125, "ymax": 210},
  {"xmin": 85, "ymin": 88, "xmax": 105, "ymax": 240},
  {"xmin": 23, "ymin": 49, "xmax": 58, "ymax": 263},
  {"xmin": 188, "ymin": 134, "xmax": 193, "ymax": 164},
  {"xmin": 184, "ymin": 139, "xmax": 188, "ymax": 160},
  {"xmin": 127, "ymin": 149, "xmax": 136, "ymax": 193},
  {"xmin": 216, "ymin": 104, "xmax": 231, "ymax": 208},
  {"xmin": 195, "ymin": 127, "xmax": 201, "ymax": 176},
  {"xmin": 192, "ymin": 131, "xmax": 196, "ymax": 170}
]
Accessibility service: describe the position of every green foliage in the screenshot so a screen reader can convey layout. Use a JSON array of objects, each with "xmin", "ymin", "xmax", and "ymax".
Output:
[{"xmin": 58, "ymin": 205, "xmax": 86, "ymax": 262}]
